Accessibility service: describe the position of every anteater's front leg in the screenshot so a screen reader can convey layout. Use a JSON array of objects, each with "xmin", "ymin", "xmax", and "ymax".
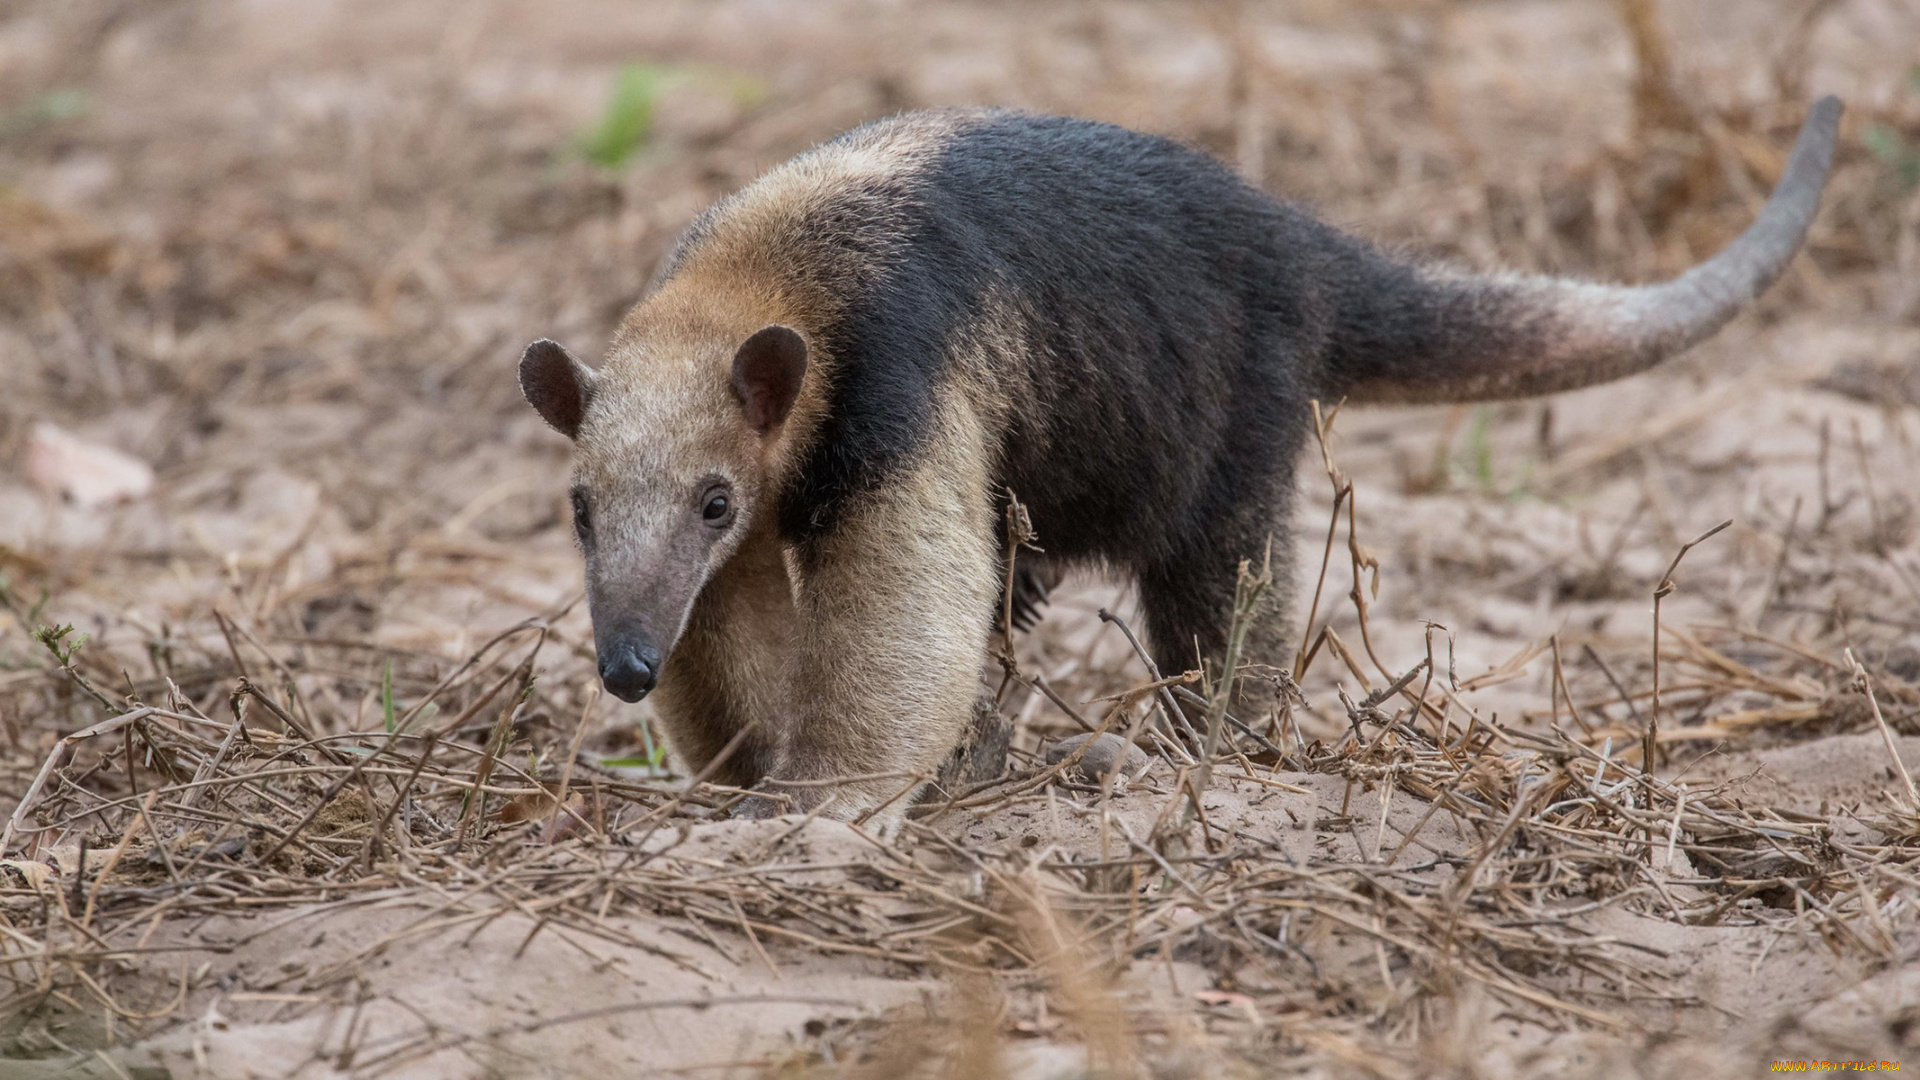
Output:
[
  {"xmin": 752, "ymin": 402, "xmax": 999, "ymax": 825},
  {"xmin": 649, "ymin": 525, "xmax": 793, "ymax": 790}
]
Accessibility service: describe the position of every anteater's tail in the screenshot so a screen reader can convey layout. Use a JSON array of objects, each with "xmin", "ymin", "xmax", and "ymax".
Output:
[{"xmin": 1333, "ymin": 96, "xmax": 1841, "ymax": 405}]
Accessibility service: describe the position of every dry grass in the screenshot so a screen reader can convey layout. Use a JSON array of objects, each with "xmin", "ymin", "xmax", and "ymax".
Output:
[{"xmin": 1, "ymin": 0, "xmax": 1919, "ymax": 1076}]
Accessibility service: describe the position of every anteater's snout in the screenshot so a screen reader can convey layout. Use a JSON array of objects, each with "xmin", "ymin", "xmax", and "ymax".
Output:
[{"xmin": 599, "ymin": 640, "xmax": 662, "ymax": 702}]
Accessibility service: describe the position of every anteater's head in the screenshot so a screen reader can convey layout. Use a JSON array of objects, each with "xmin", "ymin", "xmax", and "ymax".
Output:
[{"xmin": 517, "ymin": 324, "xmax": 808, "ymax": 702}]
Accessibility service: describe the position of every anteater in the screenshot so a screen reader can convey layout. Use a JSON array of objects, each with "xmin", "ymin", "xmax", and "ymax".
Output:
[{"xmin": 519, "ymin": 99, "xmax": 1841, "ymax": 823}]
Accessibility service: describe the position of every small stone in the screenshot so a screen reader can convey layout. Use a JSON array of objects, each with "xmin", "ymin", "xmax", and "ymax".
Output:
[{"xmin": 1045, "ymin": 732, "xmax": 1148, "ymax": 786}]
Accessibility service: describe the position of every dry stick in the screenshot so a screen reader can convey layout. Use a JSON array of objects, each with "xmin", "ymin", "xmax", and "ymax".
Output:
[
  {"xmin": 1660, "ymin": 784, "xmax": 1687, "ymax": 877},
  {"xmin": 1649, "ymin": 519, "xmax": 1732, "ymax": 779},
  {"xmin": 1815, "ymin": 416, "xmax": 1841, "ymax": 533},
  {"xmin": 422, "ymin": 662, "xmax": 524, "ymax": 742},
  {"xmin": 366, "ymin": 733, "xmax": 438, "ymax": 868},
  {"xmin": 1184, "ymin": 553, "xmax": 1272, "ymax": 831},
  {"xmin": 1295, "ymin": 400, "xmax": 1351, "ymax": 681},
  {"xmin": 1319, "ymin": 397, "xmax": 1386, "ymax": 685},
  {"xmin": 210, "ymin": 609, "xmax": 252, "ymax": 681},
  {"xmin": 1754, "ymin": 495, "xmax": 1802, "ymax": 628},
  {"xmin": 1295, "ymin": 493, "xmax": 1350, "ymax": 682},
  {"xmin": 620, "ymin": 717, "xmax": 764, "ymax": 863},
  {"xmin": 1168, "ymin": 686, "xmax": 1284, "ymax": 757},
  {"xmin": 81, "ymin": 791, "xmax": 157, "ymax": 928},
  {"xmin": 1100, "ymin": 608, "xmax": 1202, "ymax": 756},
  {"xmin": 394, "ymin": 616, "xmax": 549, "ymax": 732},
  {"xmin": 135, "ymin": 793, "xmax": 181, "ymax": 886},
  {"xmin": 252, "ymin": 750, "xmax": 386, "ymax": 870},
  {"xmin": 1029, "ymin": 675, "xmax": 1101, "ymax": 735},
  {"xmin": 728, "ymin": 894, "xmax": 780, "ymax": 979},
  {"xmin": 1344, "ymin": 486, "xmax": 1393, "ymax": 683},
  {"xmin": 850, "ymin": 775, "xmax": 929, "ymax": 827},
  {"xmin": 1850, "ymin": 420, "xmax": 1890, "ymax": 555},
  {"xmin": 1846, "ymin": 650, "xmax": 1920, "ymax": 810},
  {"xmin": 259, "ymin": 648, "xmax": 540, "ymax": 869},
  {"xmin": 1000, "ymin": 489, "xmax": 1039, "ymax": 642},
  {"xmin": 165, "ymin": 818, "xmax": 248, "ymax": 884},
  {"xmin": 1321, "ymin": 403, "xmax": 1457, "ymax": 736},
  {"xmin": 1295, "ymin": 625, "xmax": 1333, "ymax": 687},
  {"xmin": 2, "ymin": 707, "xmax": 155, "ymax": 853},
  {"xmin": 456, "ymin": 643, "xmax": 544, "ymax": 840},
  {"xmin": 1581, "ymin": 644, "xmax": 1644, "ymax": 728},
  {"xmin": 217, "ymin": 609, "xmax": 315, "ymax": 733},
  {"xmin": 1418, "ymin": 622, "xmax": 1450, "ymax": 748},
  {"xmin": 122, "ymin": 723, "xmax": 141, "ymax": 808},
  {"xmin": 237, "ymin": 679, "xmax": 323, "ymax": 748},
  {"xmin": 357, "ymin": 994, "xmax": 861, "ymax": 1075},
  {"xmin": 187, "ymin": 707, "xmax": 249, "ymax": 811},
  {"xmin": 1094, "ymin": 699, "xmax": 1159, "ymax": 840},
  {"xmin": 26, "ymin": 627, "xmax": 121, "ymax": 718},
  {"xmin": 1346, "ymin": 659, "xmax": 1432, "ymax": 755},
  {"xmin": 1383, "ymin": 769, "xmax": 1473, "ymax": 867},
  {"xmin": 553, "ymin": 682, "xmax": 600, "ymax": 810},
  {"xmin": 1321, "ymin": 627, "xmax": 1374, "ymax": 699},
  {"xmin": 70, "ymin": 835, "xmax": 88, "ymax": 915},
  {"xmin": 1549, "ymin": 635, "xmax": 1591, "ymax": 738},
  {"xmin": 240, "ymin": 679, "xmax": 393, "ymax": 843}
]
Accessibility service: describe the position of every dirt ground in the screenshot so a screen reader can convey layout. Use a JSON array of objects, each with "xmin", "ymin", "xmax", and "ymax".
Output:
[{"xmin": 2, "ymin": 0, "xmax": 1919, "ymax": 1077}]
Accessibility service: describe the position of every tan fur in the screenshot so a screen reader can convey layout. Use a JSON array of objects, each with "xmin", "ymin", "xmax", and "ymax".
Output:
[
  {"xmin": 567, "ymin": 111, "xmax": 1013, "ymax": 824},
  {"xmin": 768, "ymin": 389, "xmax": 999, "ymax": 814},
  {"xmin": 633, "ymin": 384, "xmax": 1000, "ymax": 821},
  {"xmin": 647, "ymin": 522, "xmax": 794, "ymax": 787},
  {"xmin": 636, "ymin": 109, "xmax": 994, "ymax": 354}
]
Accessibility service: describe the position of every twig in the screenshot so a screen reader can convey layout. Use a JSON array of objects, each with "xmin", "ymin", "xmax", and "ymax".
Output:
[
  {"xmin": 1195, "ymin": 553, "xmax": 1272, "ymax": 804},
  {"xmin": 1099, "ymin": 608, "xmax": 1201, "ymax": 756},
  {"xmin": 1846, "ymin": 650, "xmax": 1919, "ymax": 810},
  {"xmin": 3, "ymin": 707, "xmax": 155, "ymax": 853},
  {"xmin": 1650, "ymin": 520, "xmax": 1732, "ymax": 775},
  {"xmin": 1295, "ymin": 400, "xmax": 1351, "ymax": 681}
]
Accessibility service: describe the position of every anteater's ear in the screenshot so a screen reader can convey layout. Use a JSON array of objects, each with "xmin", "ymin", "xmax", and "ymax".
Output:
[
  {"xmin": 730, "ymin": 325, "xmax": 808, "ymax": 435},
  {"xmin": 519, "ymin": 339, "xmax": 597, "ymax": 440}
]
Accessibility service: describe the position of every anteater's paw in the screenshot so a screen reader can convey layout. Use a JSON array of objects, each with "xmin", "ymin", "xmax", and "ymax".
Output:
[{"xmin": 729, "ymin": 793, "xmax": 789, "ymax": 820}]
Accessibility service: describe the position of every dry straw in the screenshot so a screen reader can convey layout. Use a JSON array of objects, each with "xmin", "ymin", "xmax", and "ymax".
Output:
[{"xmin": 1, "ymin": 0, "xmax": 1917, "ymax": 1073}]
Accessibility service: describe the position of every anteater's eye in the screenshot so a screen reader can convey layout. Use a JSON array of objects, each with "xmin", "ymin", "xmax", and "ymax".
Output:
[
  {"xmin": 570, "ymin": 489, "xmax": 591, "ymax": 539},
  {"xmin": 701, "ymin": 489, "xmax": 733, "ymax": 526}
]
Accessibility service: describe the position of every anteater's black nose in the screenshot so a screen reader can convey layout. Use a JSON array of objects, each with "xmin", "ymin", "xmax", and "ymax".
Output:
[{"xmin": 599, "ymin": 642, "xmax": 662, "ymax": 702}]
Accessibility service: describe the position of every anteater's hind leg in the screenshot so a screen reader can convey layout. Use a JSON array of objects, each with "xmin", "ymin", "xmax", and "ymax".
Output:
[{"xmin": 1135, "ymin": 477, "xmax": 1297, "ymax": 718}]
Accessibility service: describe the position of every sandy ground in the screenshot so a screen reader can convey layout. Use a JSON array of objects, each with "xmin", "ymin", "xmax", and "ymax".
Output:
[{"xmin": 2, "ymin": 0, "xmax": 1920, "ymax": 1076}]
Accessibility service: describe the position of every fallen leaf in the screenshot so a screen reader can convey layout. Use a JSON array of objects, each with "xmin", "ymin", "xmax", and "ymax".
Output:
[
  {"xmin": 0, "ymin": 859, "xmax": 57, "ymax": 892},
  {"xmin": 26, "ymin": 422, "xmax": 154, "ymax": 508},
  {"xmin": 498, "ymin": 789, "xmax": 586, "ymax": 843},
  {"xmin": 1194, "ymin": 988, "xmax": 1262, "ymax": 1025}
]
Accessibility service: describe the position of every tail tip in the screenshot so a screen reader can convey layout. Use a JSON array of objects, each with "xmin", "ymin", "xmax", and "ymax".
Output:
[
  {"xmin": 1785, "ymin": 95, "xmax": 1844, "ymax": 191},
  {"xmin": 1810, "ymin": 94, "xmax": 1844, "ymax": 131}
]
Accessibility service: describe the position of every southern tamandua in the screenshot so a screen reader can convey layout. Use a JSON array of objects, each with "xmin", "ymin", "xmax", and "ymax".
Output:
[{"xmin": 519, "ymin": 99, "xmax": 1841, "ymax": 823}]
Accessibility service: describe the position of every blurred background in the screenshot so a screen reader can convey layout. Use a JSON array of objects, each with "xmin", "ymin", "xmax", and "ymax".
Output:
[{"xmin": 1, "ymin": 0, "xmax": 1918, "ymax": 770}]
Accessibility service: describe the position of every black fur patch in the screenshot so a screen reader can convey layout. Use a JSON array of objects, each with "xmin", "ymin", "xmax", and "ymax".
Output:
[
  {"xmin": 659, "ymin": 109, "xmax": 1740, "ymax": 664},
  {"xmin": 753, "ymin": 113, "xmax": 1341, "ymax": 634}
]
